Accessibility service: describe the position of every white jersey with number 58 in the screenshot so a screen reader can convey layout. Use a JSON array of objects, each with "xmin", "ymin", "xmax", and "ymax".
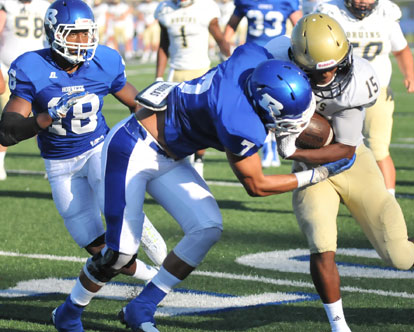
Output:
[
  {"xmin": 0, "ymin": 0, "xmax": 50, "ymax": 68},
  {"xmin": 316, "ymin": 0, "xmax": 407, "ymax": 88},
  {"xmin": 155, "ymin": 0, "xmax": 221, "ymax": 70}
]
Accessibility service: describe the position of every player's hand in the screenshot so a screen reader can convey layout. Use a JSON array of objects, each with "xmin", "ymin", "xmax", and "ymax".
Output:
[
  {"xmin": 311, "ymin": 154, "xmax": 356, "ymax": 183},
  {"xmin": 322, "ymin": 154, "xmax": 356, "ymax": 177},
  {"xmin": 48, "ymin": 91, "xmax": 87, "ymax": 121},
  {"xmin": 276, "ymin": 132, "xmax": 300, "ymax": 159}
]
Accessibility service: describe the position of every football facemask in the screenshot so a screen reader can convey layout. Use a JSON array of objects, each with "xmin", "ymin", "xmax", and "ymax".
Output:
[{"xmin": 44, "ymin": 0, "xmax": 99, "ymax": 64}]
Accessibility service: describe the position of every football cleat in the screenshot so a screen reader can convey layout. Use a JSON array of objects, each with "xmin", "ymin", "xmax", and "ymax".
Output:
[
  {"xmin": 118, "ymin": 307, "xmax": 159, "ymax": 332},
  {"xmin": 51, "ymin": 297, "xmax": 85, "ymax": 332}
]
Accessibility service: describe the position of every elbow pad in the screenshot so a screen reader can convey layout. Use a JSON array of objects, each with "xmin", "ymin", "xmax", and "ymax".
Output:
[{"xmin": 0, "ymin": 112, "xmax": 41, "ymax": 146}]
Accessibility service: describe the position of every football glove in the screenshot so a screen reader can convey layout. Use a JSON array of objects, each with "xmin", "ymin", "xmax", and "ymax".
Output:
[
  {"xmin": 48, "ymin": 91, "xmax": 87, "ymax": 121},
  {"xmin": 295, "ymin": 154, "xmax": 356, "ymax": 187}
]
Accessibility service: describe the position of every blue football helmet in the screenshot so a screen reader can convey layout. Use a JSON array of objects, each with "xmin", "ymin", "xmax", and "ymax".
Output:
[
  {"xmin": 44, "ymin": 0, "xmax": 98, "ymax": 64},
  {"xmin": 246, "ymin": 59, "xmax": 315, "ymax": 135}
]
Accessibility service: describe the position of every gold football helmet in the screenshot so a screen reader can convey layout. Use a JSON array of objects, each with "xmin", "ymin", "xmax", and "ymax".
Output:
[{"xmin": 289, "ymin": 13, "xmax": 353, "ymax": 99}]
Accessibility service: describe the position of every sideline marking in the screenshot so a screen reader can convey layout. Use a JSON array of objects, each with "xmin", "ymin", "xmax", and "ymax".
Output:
[{"xmin": 0, "ymin": 250, "xmax": 412, "ymax": 299}]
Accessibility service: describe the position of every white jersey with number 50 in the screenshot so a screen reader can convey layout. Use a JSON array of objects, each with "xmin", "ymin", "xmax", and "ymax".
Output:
[
  {"xmin": 0, "ymin": 0, "xmax": 50, "ymax": 68},
  {"xmin": 155, "ymin": 0, "xmax": 221, "ymax": 70},
  {"xmin": 316, "ymin": 0, "xmax": 407, "ymax": 88}
]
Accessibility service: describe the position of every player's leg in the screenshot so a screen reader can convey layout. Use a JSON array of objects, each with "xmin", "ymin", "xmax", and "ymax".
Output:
[
  {"xmin": 293, "ymin": 172, "xmax": 350, "ymax": 332},
  {"xmin": 52, "ymin": 117, "xmax": 160, "ymax": 331},
  {"xmin": 363, "ymin": 87, "xmax": 395, "ymax": 195},
  {"xmin": 270, "ymin": 133, "xmax": 281, "ymax": 167},
  {"xmin": 340, "ymin": 144, "xmax": 414, "ymax": 270},
  {"xmin": 261, "ymin": 132, "xmax": 273, "ymax": 168},
  {"xmin": 119, "ymin": 161, "xmax": 223, "ymax": 331},
  {"xmin": 88, "ymin": 143, "xmax": 167, "ymax": 270}
]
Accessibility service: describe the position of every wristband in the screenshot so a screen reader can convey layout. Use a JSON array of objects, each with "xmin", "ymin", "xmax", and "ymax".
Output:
[
  {"xmin": 294, "ymin": 169, "xmax": 315, "ymax": 188},
  {"xmin": 155, "ymin": 77, "xmax": 164, "ymax": 82}
]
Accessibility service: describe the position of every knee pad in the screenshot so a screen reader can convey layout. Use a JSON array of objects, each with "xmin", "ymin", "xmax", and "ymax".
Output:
[
  {"xmin": 84, "ymin": 247, "xmax": 136, "ymax": 284},
  {"xmin": 174, "ymin": 227, "xmax": 222, "ymax": 267}
]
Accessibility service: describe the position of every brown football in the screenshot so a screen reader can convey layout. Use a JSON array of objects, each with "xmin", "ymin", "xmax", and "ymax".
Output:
[{"xmin": 296, "ymin": 113, "xmax": 334, "ymax": 149}]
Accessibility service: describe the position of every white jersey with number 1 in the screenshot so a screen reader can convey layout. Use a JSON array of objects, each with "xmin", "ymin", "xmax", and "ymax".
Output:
[{"xmin": 155, "ymin": 0, "xmax": 221, "ymax": 70}]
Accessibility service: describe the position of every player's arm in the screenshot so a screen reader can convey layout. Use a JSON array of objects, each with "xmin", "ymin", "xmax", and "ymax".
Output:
[
  {"xmin": 0, "ymin": 95, "xmax": 51, "ymax": 146},
  {"xmin": 288, "ymin": 10, "xmax": 303, "ymax": 26},
  {"xmin": 113, "ymin": 81, "xmax": 140, "ymax": 113},
  {"xmin": 155, "ymin": 23, "xmax": 169, "ymax": 80},
  {"xmin": 226, "ymin": 150, "xmax": 300, "ymax": 196},
  {"xmin": 209, "ymin": 17, "xmax": 231, "ymax": 58},
  {"xmin": 224, "ymin": 13, "xmax": 241, "ymax": 44},
  {"xmin": 393, "ymin": 45, "xmax": 414, "ymax": 93},
  {"xmin": 289, "ymin": 142, "xmax": 356, "ymax": 164},
  {"xmin": 226, "ymin": 148, "xmax": 355, "ymax": 197}
]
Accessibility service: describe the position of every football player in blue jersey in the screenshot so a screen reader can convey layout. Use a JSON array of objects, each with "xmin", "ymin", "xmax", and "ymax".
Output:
[
  {"xmin": 0, "ymin": 0, "xmax": 167, "ymax": 286},
  {"xmin": 224, "ymin": 0, "xmax": 303, "ymax": 169},
  {"xmin": 51, "ymin": 39, "xmax": 356, "ymax": 331}
]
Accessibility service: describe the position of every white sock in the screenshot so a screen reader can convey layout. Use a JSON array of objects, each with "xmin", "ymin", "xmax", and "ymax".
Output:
[
  {"xmin": 323, "ymin": 299, "xmax": 351, "ymax": 332},
  {"xmin": 133, "ymin": 259, "xmax": 159, "ymax": 282},
  {"xmin": 151, "ymin": 266, "xmax": 181, "ymax": 293},
  {"xmin": 0, "ymin": 151, "xmax": 6, "ymax": 168},
  {"xmin": 70, "ymin": 278, "xmax": 96, "ymax": 306},
  {"xmin": 387, "ymin": 188, "xmax": 395, "ymax": 196}
]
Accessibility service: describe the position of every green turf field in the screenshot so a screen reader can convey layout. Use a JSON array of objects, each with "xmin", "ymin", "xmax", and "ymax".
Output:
[{"xmin": 0, "ymin": 59, "xmax": 413, "ymax": 332}]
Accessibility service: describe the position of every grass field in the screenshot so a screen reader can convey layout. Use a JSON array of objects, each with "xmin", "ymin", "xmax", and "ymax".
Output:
[{"xmin": 0, "ymin": 59, "xmax": 414, "ymax": 332}]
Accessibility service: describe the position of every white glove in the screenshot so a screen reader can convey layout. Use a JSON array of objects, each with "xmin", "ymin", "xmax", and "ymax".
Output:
[
  {"xmin": 276, "ymin": 132, "xmax": 299, "ymax": 159},
  {"xmin": 48, "ymin": 91, "xmax": 87, "ymax": 121}
]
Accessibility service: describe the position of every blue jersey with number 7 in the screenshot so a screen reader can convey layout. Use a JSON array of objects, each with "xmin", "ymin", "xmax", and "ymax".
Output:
[{"xmin": 164, "ymin": 43, "xmax": 271, "ymax": 159}]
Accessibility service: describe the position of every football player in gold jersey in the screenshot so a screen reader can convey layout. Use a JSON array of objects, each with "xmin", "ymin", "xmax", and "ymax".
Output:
[{"xmin": 265, "ymin": 13, "xmax": 414, "ymax": 332}]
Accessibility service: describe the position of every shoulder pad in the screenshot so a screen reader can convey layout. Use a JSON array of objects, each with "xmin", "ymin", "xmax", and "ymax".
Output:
[
  {"xmin": 376, "ymin": 0, "xmax": 402, "ymax": 21},
  {"xmin": 135, "ymin": 81, "xmax": 179, "ymax": 111}
]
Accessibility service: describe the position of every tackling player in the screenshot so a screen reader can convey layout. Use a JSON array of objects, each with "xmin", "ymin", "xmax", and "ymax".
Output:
[
  {"xmin": 316, "ymin": 0, "xmax": 414, "ymax": 196},
  {"xmin": 51, "ymin": 35, "xmax": 356, "ymax": 331},
  {"xmin": 265, "ymin": 13, "xmax": 414, "ymax": 332},
  {"xmin": 224, "ymin": 0, "xmax": 303, "ymax": 169},
  {"xmin": 0, "ymin": 0, "xmax": 167, "ymax": 287}
]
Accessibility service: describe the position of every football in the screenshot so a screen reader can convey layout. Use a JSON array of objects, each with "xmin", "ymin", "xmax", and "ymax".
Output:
[{"xmin": 296, "ymin": 113, "xmax": 334, "ymax": 149}]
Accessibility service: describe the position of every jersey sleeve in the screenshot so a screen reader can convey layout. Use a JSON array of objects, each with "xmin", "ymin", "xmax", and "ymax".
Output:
[
  {"xmin": 206, "ymin": 0, "xmax": 221, "ymax": 21},
  {"xmin": 107, "ymin": 50, "xmax": 127, "ymax": 94},
  {"xmin": 8, "ymin": 56, "xmax": 38, "ymax": 103},
  {"xmin": 389, "ymin": 21, "xmax": 408, "ymax": 52},
  {"xmin": 330, "ymin": 107, "xmax": 364, "ymax": 146}
]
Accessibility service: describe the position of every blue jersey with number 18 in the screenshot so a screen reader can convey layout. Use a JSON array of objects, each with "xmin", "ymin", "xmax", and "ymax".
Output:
[
  {"xmin": 234, "ymin": 0, "xmax": 300, "ymax": 46},
  {"xmin": 8, "ymin": 45, "xmax": 126, "ymax": 159},
  {"xmin": 164, "ymin": 43, "xmax": 270, "ymax": 159}
]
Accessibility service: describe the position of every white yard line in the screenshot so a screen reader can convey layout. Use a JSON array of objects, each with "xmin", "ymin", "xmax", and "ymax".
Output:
[{"xmin": 0, "ymin": 250, "xmax": 412, "ymax": 299}]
